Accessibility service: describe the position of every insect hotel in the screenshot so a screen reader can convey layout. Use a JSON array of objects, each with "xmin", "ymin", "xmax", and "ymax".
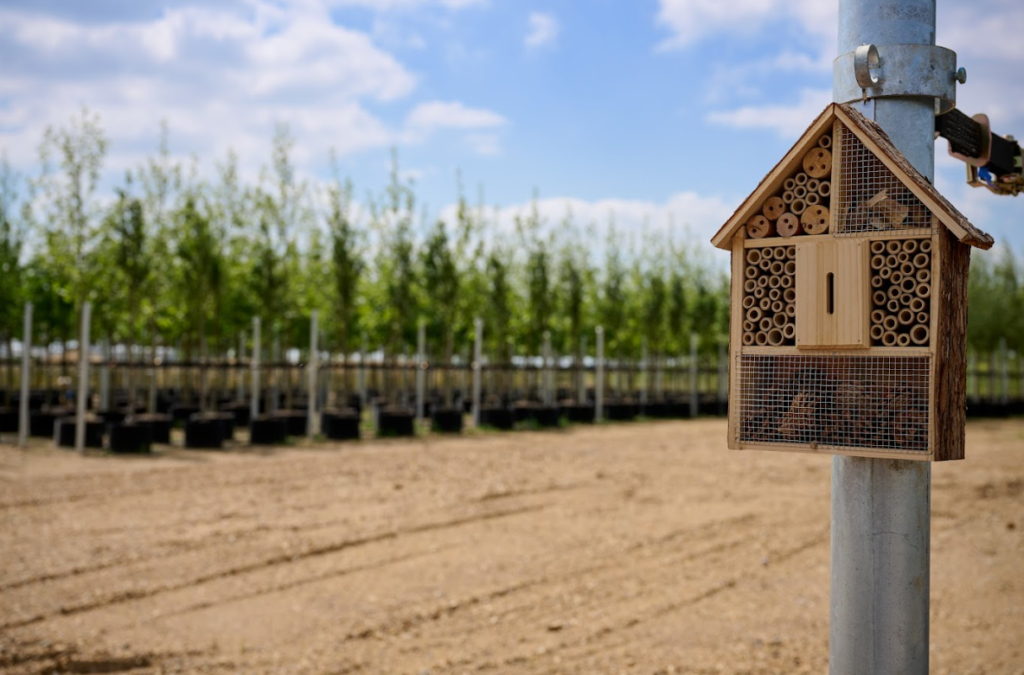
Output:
[{"xmin": 711, "ymin": 103, "xmax": 993, "ymax": 461}]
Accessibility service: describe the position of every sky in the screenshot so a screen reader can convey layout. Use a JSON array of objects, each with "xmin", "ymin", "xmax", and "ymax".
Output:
[{"xmin": 1, "ymin": 0, "xmax": 1023, "ymax": 264}]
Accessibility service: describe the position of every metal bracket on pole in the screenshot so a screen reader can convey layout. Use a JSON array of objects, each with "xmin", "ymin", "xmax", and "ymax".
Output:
[{"xmin": 834, "ymin": 44, "xmax": 959, "ymax": 115}]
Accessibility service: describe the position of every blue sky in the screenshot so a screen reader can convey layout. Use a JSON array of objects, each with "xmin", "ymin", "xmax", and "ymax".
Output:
[{"xmin": 1, "ymin": 0, "xmax": 1023, "ymax": 262}]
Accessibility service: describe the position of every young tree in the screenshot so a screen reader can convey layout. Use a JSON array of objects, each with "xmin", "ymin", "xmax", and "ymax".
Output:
[
  {"xmin": 517, "ymin": 200, "xmax": 552, "ymax": 355},
  {"xmin": 0, "ymin": 155, "xmax": 24, "ymax": 398},
  {"xmin": 325, "ymin": 166, "xmax": 363, "ymax": 361},
  {"xmin": 31, "ymin": 106, "xmax": 108, "ymax": 369}
]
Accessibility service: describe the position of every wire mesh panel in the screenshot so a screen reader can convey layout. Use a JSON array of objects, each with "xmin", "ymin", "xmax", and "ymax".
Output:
[
  {"xmin": 736, "ymin": 353, "xmax": 930, "ymax": 454},
  {"xmin": 835, "ymin": 123, "xmax": 936, "ymax": 237}
]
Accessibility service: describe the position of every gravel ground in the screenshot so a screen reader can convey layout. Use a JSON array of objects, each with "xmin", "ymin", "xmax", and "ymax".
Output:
[{"xmin": 0, "ymin": 419, "xmax": 1021, "ymax": 674}]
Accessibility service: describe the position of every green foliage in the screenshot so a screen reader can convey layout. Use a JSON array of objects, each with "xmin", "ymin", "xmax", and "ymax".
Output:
[{"xmin": 0, "ymin": 154, "xmax": 24, "ymax": 346}]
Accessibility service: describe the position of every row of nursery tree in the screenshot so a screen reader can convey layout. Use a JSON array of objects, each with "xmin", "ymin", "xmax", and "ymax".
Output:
[
  {"xmin": 0, "ymin": 108, "xmax": 729, "ymax": 369},
  {"xmin": 2, "ymin": 108, "xmax": 1019, "ymax": 369}
]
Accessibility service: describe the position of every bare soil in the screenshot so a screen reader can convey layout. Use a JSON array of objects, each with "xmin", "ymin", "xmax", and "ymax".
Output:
[{"xmin": 1, "ymin": 419, "xmax": 1022, "ymax": 675}]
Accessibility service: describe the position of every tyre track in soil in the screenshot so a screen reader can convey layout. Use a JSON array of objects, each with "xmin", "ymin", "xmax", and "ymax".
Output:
[
  {"xmin": 1, "ymin": 503, "xmax": 548, "ymax": 630},
  {"xmin": 331, "ymin": 514, "xmax": 826, "ymax": 675},
  {"xmin": 4, "ymin": 420, "xmax": 1020, "ymax": 675},
  {"xmin": 0, "ymin": 481, "xmax": 588, "ymax": 595}
]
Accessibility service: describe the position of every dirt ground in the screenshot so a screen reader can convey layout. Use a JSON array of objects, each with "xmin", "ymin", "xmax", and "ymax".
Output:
[{"xmin": 0, "ymin": 419, "xmax": 1021, "ymax": 675}]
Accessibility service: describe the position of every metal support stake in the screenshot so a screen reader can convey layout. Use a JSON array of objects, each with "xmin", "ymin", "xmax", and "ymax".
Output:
[
  {"xmin": 359, "ymin": 334, "xmax": 368, "ymax": 409},
  {"xmin": 18, "ymin": 302, "xmax": 32, "ymax": 448},
  {"xmin": 542, "ymin": 331, "xmax": 552, "ymax": 407},
  {"xmin": 472, "ymin": 318, "xmax": 483, "ymax": 427},
  {"xmin": 416, "ymin": 320, "xmax": 426, "ymax": 423},
  {"xmin": 578, "ymin": 335, "xmax": 587, "ymax": 404},
  {"xmin": 689, "ymin": 333, "xmax": 698, "ymax": 419},
  {"xmin": 595, "ymin": 327, "xmax": 604, "ymax": 423},
  {"xmin": 640, "ymin": 338, "xmax": 648, "ymax": 414},
  {"xmin": 307, "ymin": 311, "xmax": 318, "ymax": 438},
  {"xmin": 99, "ymin": 339, "xmax": 110, "ymax": 411},
  {"xmin": 831, "ymin": 2, "xmax": 934, "ymax": 673},
  {"xmin": 75, "ymin": 302, "xmax": 92, "ymax": 454},
  {"xmin": 237, "ymin": 331, "xmax": 246, "ymax": 402},
  {"xmin": 250, "ymin": 318, "xmax": 261, "ymax": 425}
]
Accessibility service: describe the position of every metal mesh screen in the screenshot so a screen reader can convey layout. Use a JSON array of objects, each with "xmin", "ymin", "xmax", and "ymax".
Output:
[
  {"xmin": 736, "ymin": 354, "xmax": 930, "ymax": 453},
  {"xmin": 835, "ymin": 124, "xmax": 936, "ymax": 237}
]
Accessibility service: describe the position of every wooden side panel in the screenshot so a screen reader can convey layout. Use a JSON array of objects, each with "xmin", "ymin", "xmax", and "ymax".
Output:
[
  {"xmin": 933, "ymin": 228, "xmax": 969, "ymax": 461},
  {"xmin": 728, "ymin": 232, "xmax": 745, "ymax": 449},
  {"xmin": 795, "ymin": 240, "xmax": 870, "ymax": 349}
]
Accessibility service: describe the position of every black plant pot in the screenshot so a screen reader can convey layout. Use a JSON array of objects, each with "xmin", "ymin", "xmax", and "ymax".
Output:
[
  {"xmin": 184, "ymin": 415, "xmax": 223, "ymax": 449},
  {"xmin": 560, "ymin": 403, "xmax": 595, "ymax": 424},
  {"xmin": 272, "ymin": 409, "xmax": 308, "ymax": 437},
  {"xmin": 605, "ymin": 402, "xmax": 638, "ymax": 422},
  {"xmin": 110, "ymin": 423, "xmax": 152, "ymax": 454},
  {"xmin": 250, "ymin": 415, "xmax": 288, "ymax": 445},
  {"xmin": 30, "ymin": 407, "xmax": 73, "ymax": 438},
  {"xmin": 377, "ymin": 407, "xmax": 415, "ymax": 437},
  {"xmin": 480, "ymin": 407, "xmax": 514, "ymax": 430},
  {"xmin": 431, "ymin": 408, "xmax": 464, "ymax": 434},
  {"xmin": 220, "ymin": 401, "xmax": 251, "ymax": 427},
  {"xmin": 171, "ymin": 405, "xmax": 200, "ymax": 426},
  {"xmin": 322, "ymin": 408, "xmax": 361, "ymax": 441},
  {"xmin": 55, "ymin": 416, "xmax": 104, "ymax": 449},
  {"xmin": 0, "ymin": 407, "xmax": 17, "ymax": 433},
  {"xmin": 135, "ymin": 413, "xmax": 173, "ymax": 444},
  {"xmin": 535, "ymin": 406, "xmax": 560, "ymax": 427},
  {"xmin": 511, "ymin": 401, "xmax": 540, "ymax": 423}
]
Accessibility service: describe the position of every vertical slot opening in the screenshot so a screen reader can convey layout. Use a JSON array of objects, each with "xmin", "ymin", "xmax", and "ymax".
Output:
[{"xmin": 827, "ymin": 272, "xmax": 835, "ymax": 315}]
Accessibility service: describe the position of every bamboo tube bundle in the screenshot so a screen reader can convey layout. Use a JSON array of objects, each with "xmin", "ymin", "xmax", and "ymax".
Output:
[
  {"xmin": 868, "ymin": 237, "xmax": 932, "ymax": 347},
  {"xmin": 741, "ymin": 244, "xmax": 797, "ymax": 347}
]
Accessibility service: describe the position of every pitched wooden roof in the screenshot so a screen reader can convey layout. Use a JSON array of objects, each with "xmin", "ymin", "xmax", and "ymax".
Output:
[{"xmin": 710, "ymin": 103, "xmax": 994, "ymax": 251}]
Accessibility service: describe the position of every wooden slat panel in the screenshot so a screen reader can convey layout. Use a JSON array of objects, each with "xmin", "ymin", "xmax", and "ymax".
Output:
[{"xmin": 796, "ymin": 240, "xmax": 869, "ymax": 349}]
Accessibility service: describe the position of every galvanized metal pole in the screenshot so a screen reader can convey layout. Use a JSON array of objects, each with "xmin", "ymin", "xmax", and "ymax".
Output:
[
  {"xmin": 595, "ymin": 327, "xmax": 604, "ymax": 423},
  {"xmin": 250, "ymin": 318, "xmax": 261, "ymax": 425},
  {"xmin": 831, "ymin": 2, "xmax": 934, "ymax": 673},
  {"xmin": 307, "ymin": 311, "xmax": 318, "ymax": 438},
  {"xmin": 75, "ymin": 302, "xmax": 91, "ymax": 454},
  {"xmin": 472, "ymin": 317, "xmax": 483, "ymax": 427},
  {"xmin": 689, "ymin": 333, "xmax": 698, "ymax": 418},
  {"xmin": 416, "ymin": 320, "xmax": 426, "ymax": 423},
  {"xmin": 18, "ymin": 302, "xmax": 32, "ymax": 448}
]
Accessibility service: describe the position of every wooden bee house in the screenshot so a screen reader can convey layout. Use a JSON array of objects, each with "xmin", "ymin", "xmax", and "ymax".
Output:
[{"xmin": 711, "ymin": 103, "xmax": 993, "ymax": 461}]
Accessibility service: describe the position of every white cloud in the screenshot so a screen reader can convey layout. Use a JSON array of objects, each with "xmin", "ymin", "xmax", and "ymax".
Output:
[
  {"xmin": 406, "ymin": 101, "xmax": 506, "ymax": 131},
  {"xmin": 524, "ymin": 12, "xmax": 559, "ymax": 49},
  {"xmin": 706, "ymin": 88, "xmax": 831, "ymax": 138},
  {"xmin": 0, "ymin": 1, "xmax": 505, "ymax": 181},
  {"xmin": 656, "ymin": 0, "xmax": 834, "ymax": 51},
  {"xmin": 446, "ymin": 191, "xmax": 734, "ymax": 265}
]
